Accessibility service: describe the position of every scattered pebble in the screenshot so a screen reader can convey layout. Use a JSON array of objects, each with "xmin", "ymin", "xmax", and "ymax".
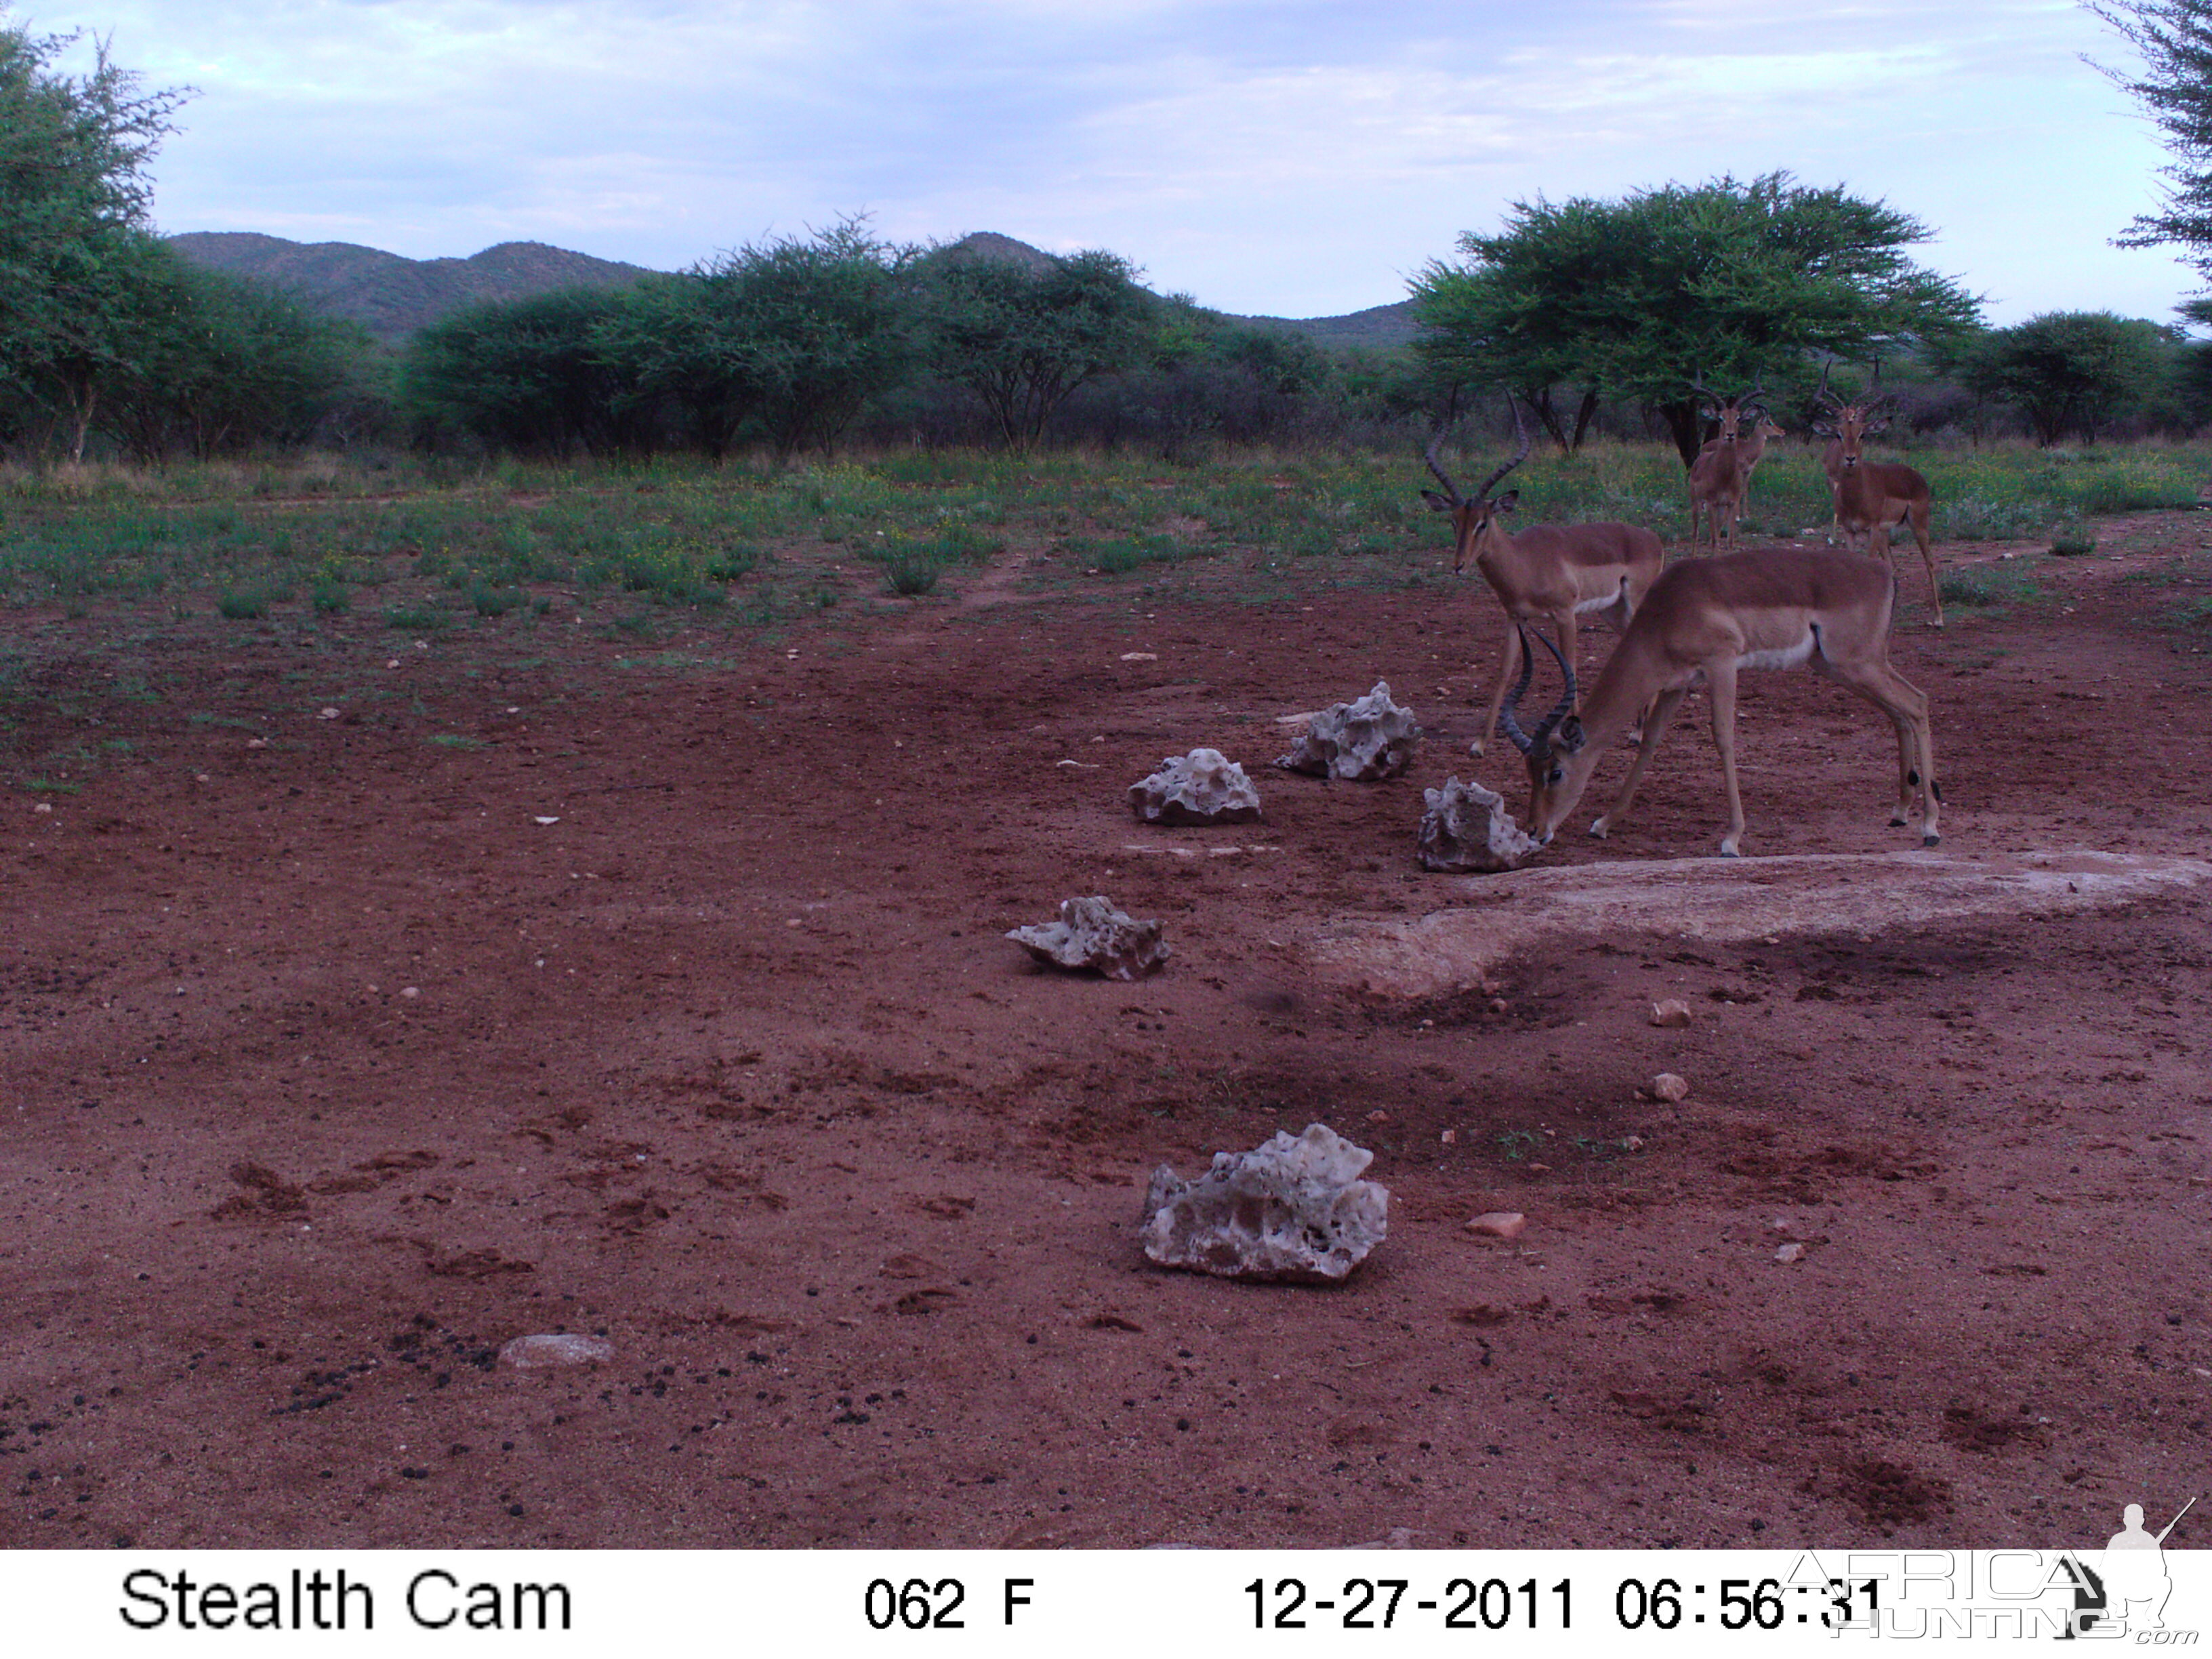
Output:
[
  {"xmin": 1366, "ymin": 1110, "xmax": 1389, "ymax": 1123},
  {"xmin": 1650, "ymin": 1072, "xmax": 1691, "ymax": 1103},
  {"xmin": 33, "ymin": 802, "xmax": 52, "ymax": 815},
  {"xmin": 246, "ymin": 738, "xmax": 268, "ymax": 750},
  {"xmin": 1440, "ymin": 1130, "xmax": 1457, "ymax": 1145},
  {"xmin": 1650, "ymin": 999, "xmax": 1692, "ymax": 1028},
  {"xmin": 1776, "ymin": 1243, "xmax": 1807, "ymax": 1264},
  {"xmin": 1119, "ymin": 652, "xmax": 1158, "ymax": 662},
  {"xmin": 400, "ymin": 987, "xmax": 419, "ymax": 999},
  {"xmin": 1466, "ymin": 1212, "xmax": 1527, "ymax": 1240},
  {"xmin": 1621, "ymin": 1135, "xmax": 1645, "ymax": 1151},
  {"xmin": 533, "ymin": 816, "xmax": 559, "ymax": 825},
  {"xmin": 319, "ymin": 708, "xmax": 341, "ymax": 720},
  {"xmin": 498, "ymin": 1334, "xmax": 614, "ymax": 1368}
]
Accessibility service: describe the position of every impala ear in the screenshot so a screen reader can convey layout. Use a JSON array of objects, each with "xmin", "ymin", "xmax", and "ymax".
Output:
[
  {"xmin": 1420, "ymin": 489, "xmax": 1455, "ymax": 513},
  {"xmin": 1557, "ymin": 714, "xmax": 1587, "ymax": 754},
  {"xmin": 1494, "ymin": 489, "xmax": 1519, "ymax": 514}
]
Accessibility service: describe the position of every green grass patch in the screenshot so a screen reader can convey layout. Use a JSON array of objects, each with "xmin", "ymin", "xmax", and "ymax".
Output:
[
  {"xmin": 2049, "ymin": 522, "xmax": 2098, "ymax": 556},
  {"xmin": 1940, "ymin": 565, "xmax": 2044, "ymax": 609},
  {"xmin": 427, "ymin": 733, "xmax": 485, "ymax": 750},
  {"xmin": 382, "ymin": 605, "xmax": 449, "ymax": 631}
]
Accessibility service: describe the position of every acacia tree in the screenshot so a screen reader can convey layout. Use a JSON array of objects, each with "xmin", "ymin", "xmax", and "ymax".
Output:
[
  {"xmin": 592, "ymin": 219, "xmax": 915, "ymax": 460},
  {"xmin": 1956, "ymin": 311, "xmax": 2182, "ymax": 443},
  {"xmin": 2089, "ymin": 1, "xmax": 2212, "ymax": 315},
  {"xmin": 1412, "ymin": 173, "xmax": 1982, "ymax": 464},
  {"xmin": 918, "ymin": 246, "xmax": 1158, "ymax": 449},
  {"xmin": 0, "ymin": 22, "xmax": 189, "ymax": 458}
]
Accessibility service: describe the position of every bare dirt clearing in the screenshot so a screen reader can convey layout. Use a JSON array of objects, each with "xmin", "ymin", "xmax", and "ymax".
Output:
[{"xmin": 3, "ymin": 513, "xmax": 2209, "ymax": 1551}]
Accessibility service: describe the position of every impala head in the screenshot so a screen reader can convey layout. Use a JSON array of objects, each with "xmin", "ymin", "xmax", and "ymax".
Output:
[
  {"xmin": 1497, "ymin": 626, "xmax": 1592, "ymax": 842},
  {"xmin": 1694, "ymin": 371, "xmax": 1767, "ymax": 446},
  {"xmin": 1422, "ymin": 398, "xmax": 1532, "ymax": 574},
  {"xmin": 1811, "ymin": 359, "xmax": 1888, "ymax": 470}
]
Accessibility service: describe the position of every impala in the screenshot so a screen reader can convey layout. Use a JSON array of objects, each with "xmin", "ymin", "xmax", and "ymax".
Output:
[
  {"xmin": 1687, "ymin": 385, "xmax": 1784, "ymax": 554},
  {"xmin": 1497, "ymin": 546, "xmax": 1940, "ymax": 858},
  {"xmin": 1422, "ymin": 400, "xmax": 1664, "ymax": 756},
  {"xmin": 1811, "ymin": 363, "xmax": 1942, "ymax": 627}
]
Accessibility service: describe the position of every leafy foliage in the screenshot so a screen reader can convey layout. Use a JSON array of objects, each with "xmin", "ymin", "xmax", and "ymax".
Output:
[
  {"xmin": 1411, "ymin": 173, "xmax": 1982, "ymax": 462},
  {"xmin": 1952, "ymin": 312, "xmax": 2186, "ymax": 444},
  {"xmin": 916, "ymin": 246, "xmax": 1159, "ymax": 449},
  {"xmin": 2089, "ymin": 1, "xmax": 2212, "ymax": 307}
]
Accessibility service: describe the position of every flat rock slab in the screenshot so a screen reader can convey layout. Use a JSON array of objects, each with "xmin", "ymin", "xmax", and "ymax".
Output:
[{"xmin": 1309, "ymin": 849, "xmax": 2212, "ymax": 999}]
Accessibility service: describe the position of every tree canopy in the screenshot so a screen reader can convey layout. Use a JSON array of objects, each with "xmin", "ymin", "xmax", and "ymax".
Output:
[
  {"xmin": 2089, "ymin": 0, "xmax": 2212, "ymax": 313},
  {"xmin": 916, "ymin": 246, "xmax": 1159, "ymax": 450},
  {"xmin": 1952, "ymin": 310, "xmax": 2185, "ymax": 444},
  {"xmin": 1410, "ymin": 172, "xmax": 1982, "ymax": 463}
]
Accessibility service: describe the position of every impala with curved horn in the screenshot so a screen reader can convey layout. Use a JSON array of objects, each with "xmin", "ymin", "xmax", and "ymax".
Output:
[
  {"xmin": 1686, "ymin": 375, "xmax": 1785, "ymax": 554},
  {"xmin": 1498, "ymin": 546, "xmax": 1940, "ymax": 858},
  {"xmin": 1422, "ymin": 398, "xmax": 1664, "ymax": 756},
  {"xmin": 1811, "ymin": 361, "xmax": 1942, "ymax": 627}
]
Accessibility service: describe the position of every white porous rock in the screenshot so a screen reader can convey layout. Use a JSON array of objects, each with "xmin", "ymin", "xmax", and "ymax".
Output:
[
  {"xmin": 1128, "ymin": 748, "xmax": 1262, "ymax": 826},
  {"xmin": 1007, "ymin": 895, "xmax": 1168, "ymax": 980},
  {"xmin": 499, "ymin": 1333, "xmax": 614, "ymax": 1368},
  {"xmin": 1139, "ymin": 1123, "xmax": 1389, "ymax": 1283},
  {"xmin": 1416, "ymin": 775, "xmax": 1539, "ymax": 873},
  {"xmin": 1275, "ymin": 681, "xmax": 1422, "ymax": 781}
]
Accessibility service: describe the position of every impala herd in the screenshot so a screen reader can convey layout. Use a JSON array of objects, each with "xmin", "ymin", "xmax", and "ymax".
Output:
[{"xmin": 1427, "ymin": 368, "xmax": 1946, "ymax": 859}]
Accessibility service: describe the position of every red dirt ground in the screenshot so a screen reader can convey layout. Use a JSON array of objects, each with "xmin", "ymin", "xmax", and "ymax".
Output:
[{"xmin": 3, "ymin": 516, "xmax": 2209, "ymax": 1551}]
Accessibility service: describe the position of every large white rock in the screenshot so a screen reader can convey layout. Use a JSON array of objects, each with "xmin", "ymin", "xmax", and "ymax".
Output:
[
  {"xmin": 1007, "ymin": 895, "xmax": 1168, "ymax": 980},
  {"xmin": 1275, "ymin": 681, "xmax": 1421, "ymax": 781},
  {"xmin": 1139, "ymin": 1123, "xmax": 1389, "ymax": 1282},
  {"xmin": 1128, "ymin": 748, "xmax": 1262, "ymax": 825},
  {"xmin": 1416, "ymin": 775, "xmax": 1539, "ymax": 873}
]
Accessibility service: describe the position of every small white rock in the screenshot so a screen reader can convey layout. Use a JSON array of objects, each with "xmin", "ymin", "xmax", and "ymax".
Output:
[
  {"xmin": 1465, "ymin": 1211, "xmax": 1527, "ymax": 1240},
  {"xmin": 1650, "ymin": 1000, "xmax": 1692, "ymax": 1029},
  {"xmin": 33, "ymin": 802, "xmax": 52, "ymax": 815},
  {"xmin": 533, "ymin": 815, "xmax": 559, "ymax": 825},
  {"xmin": 319, "ymin": 708, "xmax": 341, "ymax": 720},
  {"xmin": 1775, "ymin": 1242, "xmax": 1807, "ymax": 1264},
  {"xmin": 499, "ymin": 1333, "xmax": 614, "ymax": 1368},
  {"xmin": 1650, "ymin": 1072, "xmax": 1690, "ymax": 1102}
]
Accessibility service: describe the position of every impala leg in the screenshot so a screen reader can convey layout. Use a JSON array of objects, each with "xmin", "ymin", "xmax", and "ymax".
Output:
[
  {"xmin": 1593, "ymin": 687, "xmax": 1687, "ymax": 840},
  {"xmin": 1704, "ymin": 662, "xmax": 1748, "ymax": 857},
  {"xmin": 1909, "ymin": 503, "xmax": 1942, "ymax": 628},
  {"xmin": 1473, "ymin": 617, "xmax": 1522, "ymax": 758},
  {"xmin": 1817, "ymin": 656, "xmax": 1942, "ymax": 846}
]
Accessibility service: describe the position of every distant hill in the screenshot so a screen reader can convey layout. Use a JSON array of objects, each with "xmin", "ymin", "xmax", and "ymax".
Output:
[
  {"xmin": 166, "ymin": 228, "xmax": 1418, "ymax": 352},
  {"xmin": 1230, "ymin": 300, "xmax": 1421, "ymax": 352},
  {"xmin": 165, "ymin": 233, "xmax": 655, "ymax": 344}
]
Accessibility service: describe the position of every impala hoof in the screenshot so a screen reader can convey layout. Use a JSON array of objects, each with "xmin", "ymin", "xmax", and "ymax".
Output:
[
  {"xmin": 1889, "ymin": 813, "xmax": 1908, "ymax": 827},
  {"xmin": 1923, "ymin": 832, "xmax": 1941, "ymax": 847},
  {"xmin": 1719, "ymin": 840, "xmax": 1740, "ymax": 858},
  {"xmin": 1589, "ymin": 818, "xmax": 1610, "ymax": 840},
  {"xmin": 1467, "ymin": 737, "xmax": 1486, "ymax": 758}
]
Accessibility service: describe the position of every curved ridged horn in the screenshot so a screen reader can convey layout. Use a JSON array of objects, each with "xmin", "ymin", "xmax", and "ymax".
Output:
[
  {"xmin": 1813, "ymin": 359, "xmax": 1845, "ymax": 413},
  {"xmin": 1467, "ymin": 395, "xmax": 1532, "ymax": 503},
  {"xmin": 1422, "ymin": 421, "xmax": 1465, "ymax": 501},
  {"xmin": 1497, "ymin": 627, "xmax": 1539, "ymax": 755},
  {"xmin": 1527, "ymin": 627, "xmax": 1579, "ymax": 749}
]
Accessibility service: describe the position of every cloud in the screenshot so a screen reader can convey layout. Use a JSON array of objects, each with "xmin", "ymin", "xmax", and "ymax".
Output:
[{"xmin": 29, "ymin": 0, "xmax": 2193, "ymax": 321}]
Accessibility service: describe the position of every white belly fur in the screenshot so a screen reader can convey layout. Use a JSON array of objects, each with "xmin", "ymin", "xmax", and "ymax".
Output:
[{"xmin": 1736, "ymin": 634, "xmax": 1818, "ymax": 672}]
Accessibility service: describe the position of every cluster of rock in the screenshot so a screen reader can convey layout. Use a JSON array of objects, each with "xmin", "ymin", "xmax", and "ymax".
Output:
[
  {"xmin": 1139, "ymin": 1123, "xmax": 1389, "ymax": 1282},
  {"xmin": 1415, "ymin": 776, "xmax": 1540, "ymax": 873},
  {"xmin": 1006, "ymin": 895, "xmax": 1168, "ymax": 980},
  {"xmin": 1128, "ymin": 748, "xmax": 1261, "ymax": 825},
  {"xmin": 1275, "ymin": 682, "xmax": 1422, "ymax": 781}
]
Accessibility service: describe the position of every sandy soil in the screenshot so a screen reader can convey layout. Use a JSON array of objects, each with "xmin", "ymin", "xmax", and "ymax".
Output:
[{"xmin": 3, "ymin": 514, "xmax": 2209, "ymax": 1551}]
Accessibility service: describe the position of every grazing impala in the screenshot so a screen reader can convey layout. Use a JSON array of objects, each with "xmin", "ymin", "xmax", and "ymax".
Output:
[
  {"xmin": 1811, "ymin": 363, "xmax": 1942, "ymax": 627},
  {"xmin": 1497, "ymin": 547, "xmax": 1940, "ymax": 857},
  {"xmin": 1687, "ymin": 385, "xmax": 1785, "ymax": 554},
  {"xmin": 1422, "ymin": 401, "xmax": 1663, "ymax": 756}
]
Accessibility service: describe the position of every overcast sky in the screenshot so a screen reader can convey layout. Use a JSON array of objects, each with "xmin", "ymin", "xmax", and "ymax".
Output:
[{"xmin": 26, "ymin": 0, "xmax": 2202, "ymax": 324}]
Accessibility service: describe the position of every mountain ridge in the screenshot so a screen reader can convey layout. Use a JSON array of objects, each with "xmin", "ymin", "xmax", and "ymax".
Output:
[{"xmin": 165, "ymin": 229, "xmax": 1418, "ymax": 350}]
